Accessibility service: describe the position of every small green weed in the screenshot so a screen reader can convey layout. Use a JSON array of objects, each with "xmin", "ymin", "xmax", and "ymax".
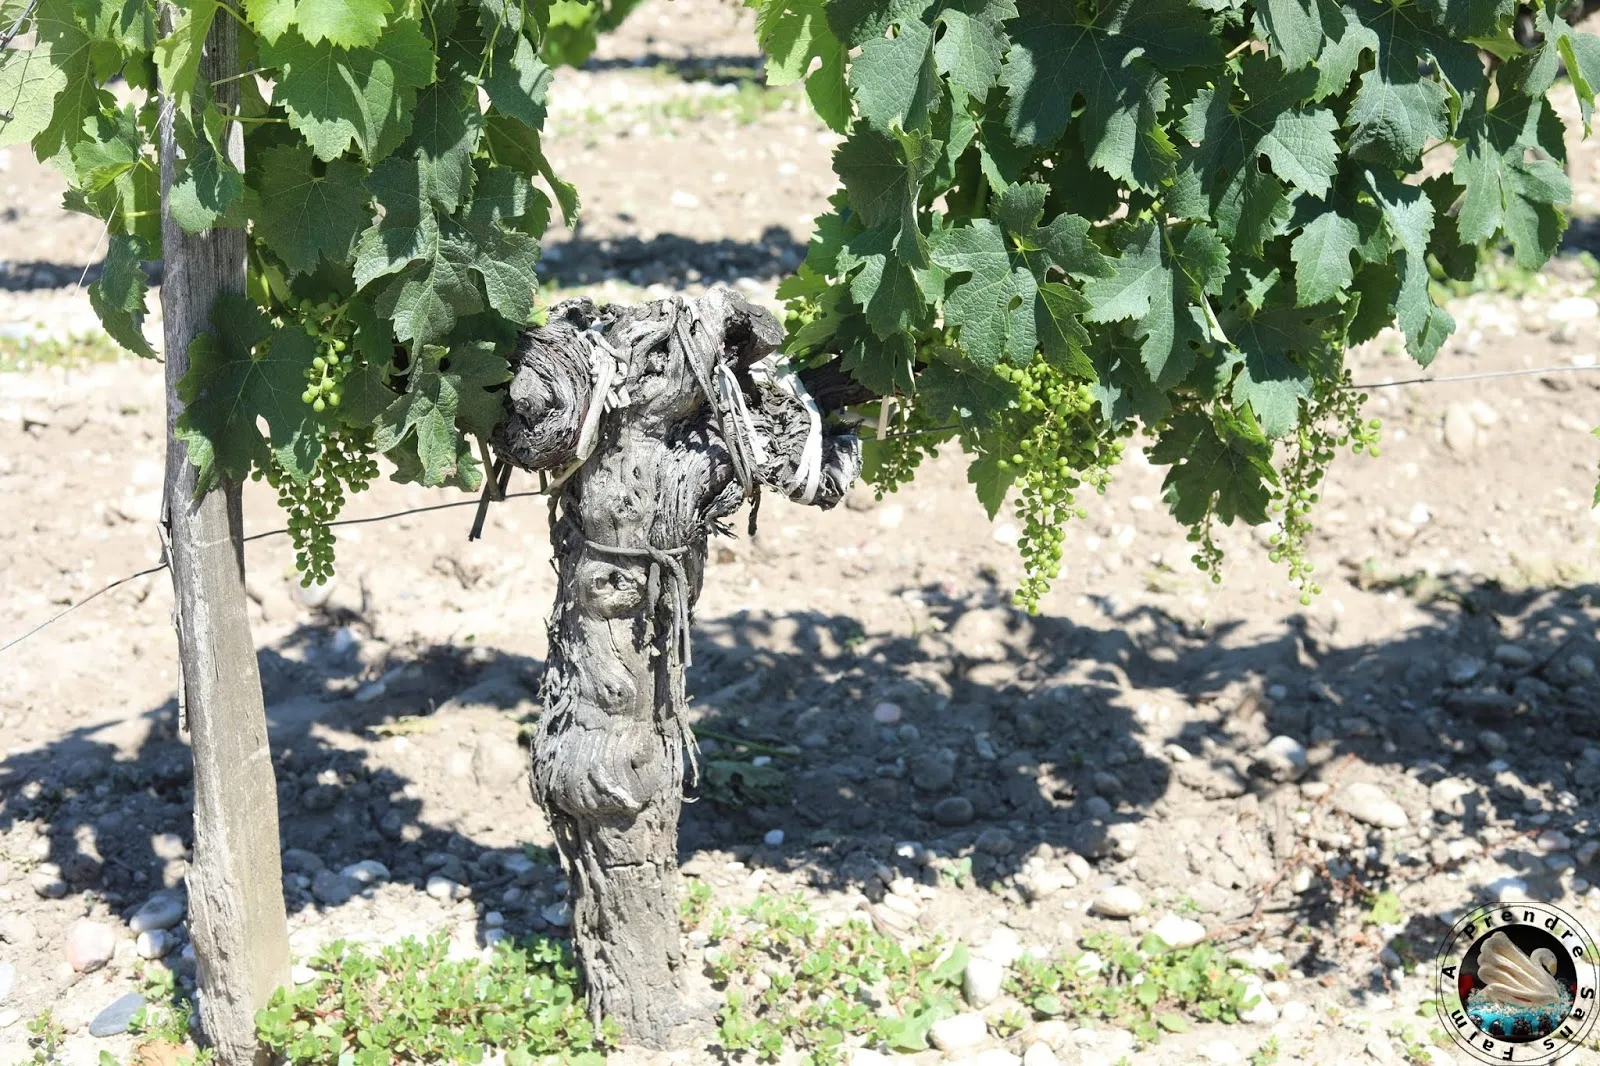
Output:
[
  {"xmin": 256, "ymin": 934, "xmax": 613, "ymax": 1065},
  {"xmin": 681, "ymin": 876, "xmax": 713, "ymax": 929},
  {"xmin": 705, "ymin": 893, "xmax": 966, "ymax": 1065},
  {"xmin": 129, "ymin": 961, "xmax": 195, "ymax": 1045},
  {"xmin": 937, "ymin": 856, "xmax": 973, "ymax": 889},
  {"xmin": 1007, "ymin": 932, "xmax": 1259, "ymax": 1046},
  {"xmin": 1249, "ymin": 1036, "xmax": 1281, "ymax": 1066},
  {"xmin": 25, "ymin": 1011, "xmax": 66, "ymax": 1065},
  {"xmin": 1364, "ymin": 890, "xmax": 1403, "ymax": 927},
  {"xmin": 0, "ymin": 332, "xmax": 130, "ymax": 374}
]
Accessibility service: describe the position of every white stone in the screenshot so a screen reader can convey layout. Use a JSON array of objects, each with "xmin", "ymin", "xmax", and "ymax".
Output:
[
  {"xmin": 484, "ymin": 910, "xmax": 505, "ymax": 928},
  {"xmin": 425, "ymin": 875, "xmax": 468, "ymax": 901},
  {"xmin": 992, "ymin": 522, "xmax": 1020, "ymax": 546},
  {"xmin": 970, "ymin": 1051, "xmax": 1022, "ymax": 1066},
  {"xmin": 1443, "ymin": 404, "xmax": 1478, "ymax": 454},
  {"xmin": 0, "ymin": 962, "xmax": 12, "ymax": 1005},
  {"xmin": 64, "ymin": 920, "xmax": 116, "ymax": 973},
  {"xmin": 1239, "ymin": 979, "xmax": 1278, "ymax": 1024},
  {"xmin": 872, "ymin": 701, "xmax": 903, "ymax": 725},
  {"xmin": 129, "ymin": 894, "xmax": 185, "ymax": 933},
  {"xmin": 1197, "ymin": 1039, "xmax": 1242, "ymax": 1065},
  {"xmin": 1549, "ymin": 296, "xmax": 1599, "ymax": 322},
  {"xmin": 1335, "ymin": 782, "xmax": 1408, "ymax": 829},
  {"xmin": 1022, "ymin": 1042, "xmax": 1060, "ymax": 1066},
  {"xmin": 979, "ymin": 926, "xmax": 1024, "ymax": 967},
  {"xmin": 850, "ymin": 1050, "xmax": 894, "ymax": 1066},
  {"xmin": 341, "ymin": 860, "xmax": 391, "ymax": 885},
  {"xmin": 963, "ymin": 956, "xmax": 1005, "ymax": 1007},
  {"xmin": 291, "ymin": 963, "xmax": 318, "ymax": 985},
  {"xmin": 541, "ymin": 900, "xmax": 573, "ymax": 928},
  {"xmin": 929, "ymin": 1012, "xmax": 988, "ymax": 1052},
  {"xmin": 1280, "ymin": 1000, "xmax": 1310, "ymax": 1024},
  {"xmin": 134, "ymin": 930, "xmax": 170, "ymax": 960},
  {"xmin": 1407, "ymin": 502, "xmax": 1432, "ymax": 526},
  {"xmin": 1090, "ymin": 886, "xmax": 1144, "ymax": 918},
  {"xmin": 1150, "ymin": 914, "xmax": 1206, "ymax": 949},
  {"xmin": 763, "ymin": 829, "xmax": 785, "ymax": 847},
  {"xmin": 1538, "ymin": 830, "xmax": 1572, "ymax": 853}
]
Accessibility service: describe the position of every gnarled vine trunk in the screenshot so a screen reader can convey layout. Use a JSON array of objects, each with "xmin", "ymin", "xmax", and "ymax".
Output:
[{"xmin": 492, "ymin": 290, "xmax": 860, "ymax": 1044}]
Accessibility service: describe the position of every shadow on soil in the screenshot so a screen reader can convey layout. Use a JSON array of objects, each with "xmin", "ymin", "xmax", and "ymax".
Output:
[
  {"xmin": 3, "ymin": 569, "xmax": 1597, "ymax": 982},
  {"xmin": 540, "ymin": 225, "xmax": 805, "ymax": 289}
]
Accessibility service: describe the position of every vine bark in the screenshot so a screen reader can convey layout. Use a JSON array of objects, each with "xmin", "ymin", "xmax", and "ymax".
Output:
[{"xmin": 493, "ymin": 291, "xmax": 860, "ymax": 1044}]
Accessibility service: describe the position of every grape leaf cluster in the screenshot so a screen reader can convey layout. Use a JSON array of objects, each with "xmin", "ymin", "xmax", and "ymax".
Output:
[
  {"xmin": 0, "ymin": 0, "xmax": 627, "ymax": 580},
  {"xmin": 761, "ymin": 0, "xmax": 1596, "ymax": 606}
]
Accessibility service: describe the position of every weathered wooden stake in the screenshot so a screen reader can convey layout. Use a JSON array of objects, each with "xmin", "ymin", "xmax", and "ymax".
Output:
[{"xmin": 158, "ymin": 7, "xmax": 291, "ymax": 1064}]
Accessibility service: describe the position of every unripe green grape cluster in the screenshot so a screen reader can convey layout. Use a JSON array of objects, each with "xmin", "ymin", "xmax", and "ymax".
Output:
[
  {"xmin": 993, "ymin": 361, "xmax": 1124, "ymax": 614},
  {"xmin": 256, "ymin": 428, "xmax": 380, "ymax": 586},
  {"xmin": 1268, "ymin": 372, "xmax": 1381, "ymax": 604},
  {"xmin": 299, "ymin": 299, "xmax": 350, "ymax": 414},
  {"xmin": 868, "ymin": 413, "xmax": 942, "ymax": 500}
]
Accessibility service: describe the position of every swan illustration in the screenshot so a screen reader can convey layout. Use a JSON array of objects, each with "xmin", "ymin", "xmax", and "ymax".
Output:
[{"xmin": 1476, "ymin": 931, "xmax": 1563, "ymax": 1007}]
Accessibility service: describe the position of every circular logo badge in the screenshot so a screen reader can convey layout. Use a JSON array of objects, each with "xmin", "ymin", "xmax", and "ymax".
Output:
[{"xmin": 1434, "ymin": 900, "xmax": 1599, "ymax": 1063}]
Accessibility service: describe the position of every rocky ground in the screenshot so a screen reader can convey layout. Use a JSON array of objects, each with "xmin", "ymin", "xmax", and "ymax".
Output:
[{"xmin": 5, "ymin": 2, "xmax": 1600, "ymax": 1064}]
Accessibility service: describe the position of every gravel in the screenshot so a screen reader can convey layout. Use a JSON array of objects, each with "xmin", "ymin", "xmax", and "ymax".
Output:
[
  {"xmin": 1334, "ymin": 782, "xmax": 1409, "ymax": 829},
  {"xmin": 88, "ymin": 992, "xmax": 146, "ymax": 1037},
  {"xmin": 1090, "ymin": 886, "xmax": 1144, "ymax": 918}
]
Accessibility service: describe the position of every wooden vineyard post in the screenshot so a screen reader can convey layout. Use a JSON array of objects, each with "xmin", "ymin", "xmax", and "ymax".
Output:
[{"xmin": 157, "ymin": 6, "xmax": 291, "ymax": 1064}]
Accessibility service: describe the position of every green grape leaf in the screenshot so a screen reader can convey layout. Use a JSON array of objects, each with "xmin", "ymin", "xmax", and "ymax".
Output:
[
  {"xmin": 1368, "ymin": 170, "xmax": 1452, "ymax": 365},
  {"xmin": 1176, "ymin": 54, "xmax": 1338, "ymax": 252},
  {"xmin": 1035, "ymin": 281, "xmax": 1096, "ymax": 379},
  {"xmin": 462, "ymin": 221, "xmax": 541, "ymax": 325},
  {"xmin": 1528, "ymin": 2, "xmax": 1600, "ymax": 132},
  {"xmin": 482, "ymin": 115, "xmax": 580, "ymax": 226},
  {"xmin": 79, "ymin": 0, "xmax": 156, "ymax": 52},
  {"xmin": 175, "ymin": 293, "xmax": 323, "ymax": 491},
  {"xmin": 29, "ymin": 0, "xmax": 113, "ymax": 158},
  {"xmin": 751, "ymin": 0, "xmax": 851, "ymax": 131},
  {"xmin": 826, "ymin": 0, "xmax": 929, "ymax": 48},
  {"xmin": 1290, "ymin": 209, "xmax": 1359, "ymax": 307},
  {"xmin": 256, "ymin": 143, "xmax": 371, "ymax": 274},
  {"xmin": 372, "ymin": 345, "xmax": 483, "ymax": 487},
  {"xmin": 294, "ymin": 0, "xmax": 392, "ymax": 48},
  {"xmin": 967, "ymin": 446, "xmax": 1015, "ymax": 519},
  {"xmin": 485, "ymin": 34, "xmax": 552, "ymax": 130},
  {"xmin": 917, "ymin": 353, "xmax": 1016, "ymax": 427},
  {"xmin": 0, "ymin": 42, "xmax": 70, "ymax": 148},
  {"xmin": 1082, "ymin": 223, "xmax": 1208, "ymax": 388},
  {"xmin": 934, "ymin": 8, "xmax": 1006, "ymax": 104},
  {"xmin": 244, "ymin": 0, "xmax": 297, "ymax": 43},
  {"xmin": 374, "ymin": 232, "xmax": 484, "ymax": 346},
  {"xmin": 999, "ymin": 0, "xmax": 1215, "ymax": 190},
  {"xmin": 851, "ymin": 14, "xmax": 937, "ymax": 133},
  {"xmin": 931, "ymin": 219, "xmax": 1039, "ymax": 368},
  {"xmin": 1221, "ymin": 305, "xmax": 1322, "ymax": 437},
  {"xmin": 353, "ymin": 155, "xmax": 440, "ymax": 289},
  {"xmin": 1149, "ymin": 408, "xmax": 1275, "ymax": 525},
  {"xmin": 1455, "ymin": 94, "xmax": 1571, "ymax": 267},
  {"xmin": 168, "ymin": 105, "xmax": 243, "ymax": 233},
  {"xmin": 403, "ymin": 82, "xmax": 484, "ymax": 213},
  {"xmin": 840, "ymin": 322, "xmax": 916, "ymax": 395},
  {"xmin": 153, "ymin": 0, "xmax": 219, "ymax": 107},
  {"xmin": 1253, "ymin": 0, "xmax": 1339, "ymax": 71},
  {"xmin": 439, "ymin": 340, "xmax": 512, "ymax": 437},
  {"xmin": 261, "ymin": 19, "xmax": 436, "ymax": 163},
  {"xmin": 88, "ymin": 233, "xmax": 156, "ymax": 359},
  {"xmin": 1345, "ymin": 2, "xmax": 1482, "ymax": 166}
]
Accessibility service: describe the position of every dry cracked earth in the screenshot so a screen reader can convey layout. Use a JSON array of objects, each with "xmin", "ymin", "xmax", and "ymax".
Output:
[{"xmin": 5, "ymin": 2, "xmax": 1600, "ymax": 1064}]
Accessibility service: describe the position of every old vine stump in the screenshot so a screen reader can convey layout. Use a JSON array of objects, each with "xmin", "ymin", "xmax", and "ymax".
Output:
[{"xmin": 492, "ymin": 290, "xmax": 860, "ymax": 1043}]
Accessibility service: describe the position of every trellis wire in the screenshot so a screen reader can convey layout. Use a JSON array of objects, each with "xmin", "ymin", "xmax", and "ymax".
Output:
[{"xmin": 5, "ymin": 359, "xmax": 1600, "ymax": 655}]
